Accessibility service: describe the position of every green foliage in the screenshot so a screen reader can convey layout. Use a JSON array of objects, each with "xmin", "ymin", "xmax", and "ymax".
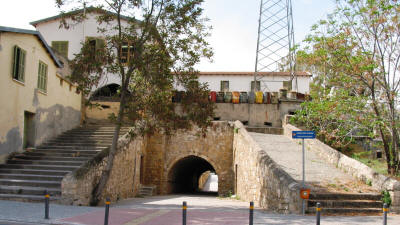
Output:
[
  {"xmin": 59, "ymin": 0, "xmax": 215, "ymax": 135},
  {"xmin": 382, "ymin": 190, "xmax": 392, "ymax": 207},
  {"xmin": 56, "ymin": 0, "xmax": 214, "ymax": 205},
  {"xmin": 292, "ymin": 0, "xmax": 400, "ymax": 174}
]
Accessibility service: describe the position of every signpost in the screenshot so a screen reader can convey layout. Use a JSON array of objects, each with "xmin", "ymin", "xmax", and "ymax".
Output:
[{"xmin": 292, "ymin": 130, "xmax": 316, "ymax": 215}]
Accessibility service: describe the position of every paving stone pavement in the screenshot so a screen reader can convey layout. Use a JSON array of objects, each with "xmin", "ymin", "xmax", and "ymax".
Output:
[
  {"xmin": 249, "ymin": 132, "xmax": 377, "ymax": 193},
  {"xmin": 0, "ymin": 195, "xmax": 399, "ymax": 225}
]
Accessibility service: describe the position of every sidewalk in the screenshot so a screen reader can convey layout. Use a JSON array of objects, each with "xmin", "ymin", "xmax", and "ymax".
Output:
[{"xmin": 0, "ymin": 195, "xmax": 399, "ymax": 225}]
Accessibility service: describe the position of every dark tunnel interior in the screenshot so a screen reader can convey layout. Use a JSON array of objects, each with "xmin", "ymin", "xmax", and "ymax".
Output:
[{"xmin": 168, "ymin": 155, "xmax": 216, "ymax": 194}]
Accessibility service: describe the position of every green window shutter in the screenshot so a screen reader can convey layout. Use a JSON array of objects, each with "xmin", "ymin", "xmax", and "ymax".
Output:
[
  {"xmin": 96, "ymin": 38, "xmax": 105, "ymax": 51},
  {"xmin": 44, "ymin": 64, "xmax": 47, "ymax": 91},
  {"xmin": 12, "ymin": 46, "xmax": 26, "ymax": 82},
  {"xmin": 52, "ymin": 41, "xmax": 69, "ymax": 58},
  {"xmin": 12, "ymin": 46, "xmax": 18, "ymax": 79},
  {"xmin": 20, "ymin": 49, "xmax": 26, "ymax": 82},
  {"xmin": 37, "ymin": 61, "xmax": 48, "ymax": 92}
]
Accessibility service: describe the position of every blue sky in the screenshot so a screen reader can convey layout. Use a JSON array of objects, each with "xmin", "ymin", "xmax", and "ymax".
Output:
[{"xmin": 0, "ymin": 0, "xmax": 336, "ymax": 71}]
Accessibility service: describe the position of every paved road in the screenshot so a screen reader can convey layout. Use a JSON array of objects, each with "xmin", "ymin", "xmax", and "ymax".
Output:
[
  {"xmin": 0, "ymin": 195, "xmax": 399, "ymax": 225},
  {"xmin": 249, "ymin": 132, "xmax": 377, "ymax": 193}
]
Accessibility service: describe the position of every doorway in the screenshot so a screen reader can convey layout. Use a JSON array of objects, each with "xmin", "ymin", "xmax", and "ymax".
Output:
[{"xmin": 23, "ymin": 111, "xmax": 35, "ymax": 149}]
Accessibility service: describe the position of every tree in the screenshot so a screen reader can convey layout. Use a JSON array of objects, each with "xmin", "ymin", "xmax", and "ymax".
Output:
[
  {"xmin": 293, "ymin": 0, "xmax": 400, "ymax": 175},
  {"xmin": 55, "ymin": 0, "xmax": 214, "ymax": 205}
]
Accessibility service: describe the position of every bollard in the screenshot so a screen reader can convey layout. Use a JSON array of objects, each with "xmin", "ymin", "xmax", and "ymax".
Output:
[
  {"xmin": 182, "ymin": 201, "xmax": 187, "ymax": 225},
  {"xmin": 104, "ymin": 197, "xmax": 110, "ymax": 225},
  {"xmin": 44, "ymin": 190, "xmax": 49, "ymax": 219},
  {"xmin": 383, "ymin": 203, "xmax": 388, "ymax": 225},
  {"xmin": 316, "ymin": 202, "xmax": 321, "ymax": 225},
  {"xmin": 249, "ymin": 201, "xmax": 254, "ymax": 225}
]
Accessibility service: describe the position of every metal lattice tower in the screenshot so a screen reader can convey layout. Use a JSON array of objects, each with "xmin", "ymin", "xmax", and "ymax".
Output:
[{"xmin": 253, "ymin": 0, "xmax": 297, "ymax": 92}]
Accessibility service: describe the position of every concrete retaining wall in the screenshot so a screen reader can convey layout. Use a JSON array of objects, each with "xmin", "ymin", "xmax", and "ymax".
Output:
[
  {"xmin": 282, "ymin": 117, "xmax": 400, "ymax": 212},
  {"xmin": 233, "ymin": 121, "xmax": 301, "ymax": 213}
]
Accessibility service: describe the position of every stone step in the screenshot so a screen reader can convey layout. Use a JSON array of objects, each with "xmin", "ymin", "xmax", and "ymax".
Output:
[
  {"xmin": 0, "ymin": 185, "xmax": 61, "ymax": 196},
  {"xmin": 138, "ymin": 186, "xmax": 155, "ymax": 197},
  {"xmin": 45, "ymin": 139, "xmax": 113, "ymax": 144},
  {"xmin": 245, "ymin": 127, "xmax": 283, "ymax": 135},
  {"xmin": 0, "ymin": 173, "xmax": 64, "ymax": 182},
  {"xmin": 310, "ymin": 193, "xmax": 382, "ymax": 201},
  {"xmin": 23, "ymin": 151, "xmax": 97, "ymax": 158},
  {"xmin": 33, "ymin": 149, "xmax": 102, "ymax": 155},
  {"xmin": 12, "ymin": 155, "xmax": 90, "ymax": 162},
  {"xmin": 308, "ymin": 199, "xmax": 382, "ymax": 208},
  {"xmin": 42, "ymin": 142, "xmax": 112, "ymax": 147},
  {"xmin": 7, "ymin": 159, "xmax": 83, "ymax": 167},
  {"xmin": 0, "ymin": 168, "xmax": 69, "ymax": 176},
  {"xmin": 53, "ymin": 133, "xmax": 115, "ymax": 140},
  {"xmin": 37, "ymin": 145, "xmax": 108, "ymax": 150},
  {"xmin": 306, "ymin": 207, "xmax": 382, "ymax": 214},
  {"xmin": 0, "ymin": 164, "xmax": 79, "ymax": 171},
  {"xmin": 0, "ymin": 179, "xmax": 60, "ymax": 188},
  {"xmin": 0, "ymin": 193, "xmax": 60, "ymax": 202}
]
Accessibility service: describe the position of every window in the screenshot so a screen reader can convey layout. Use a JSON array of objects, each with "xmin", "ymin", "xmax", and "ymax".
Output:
[
  {"xmin": 51, "ymin": 41, "xmax": 69, "ymax": 58},
  {"xmin": 120, "ymin": 41, "xmax": 134, "ymax": 64},
  {"xmin": 12, "ymin": 45, "xmax": 26, "ymax": 82},
  {"xmin": 37, "ymin": 61, "xmax": 48, "ymax": 92},
  {"xmin": 86, "ymin": 37, "xmax": 105, "ymax": 60},
  {"xmin": 220, "ymin": 81, "xmax": 229, "ymax": 92},
  {"xmin": 251, "ymin": 81, "xmax": 261, "ymax": 91}
]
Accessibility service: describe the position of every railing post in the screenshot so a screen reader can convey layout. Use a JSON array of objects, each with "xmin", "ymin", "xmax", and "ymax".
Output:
[
  {"xmin": 104, "ymin": 197, "xmax": 110, "ymax": 225},
  {"xmin": 182, "ymin": 201, "xmax": 187, "ymax": 225},
  {"xmin": 44, "ymin": 190, "xmax": 49, "ymax": 219},
  {"xmin": 316, "ymin": 202, "xmax": 321, "ymax": 225},
  {"xmin": 249, "ymin": 201, "xmax": 254, "ymax": 225},
  {"xmin": 383, "ymin": 203, "xmax": 388, "ymax": 225}
]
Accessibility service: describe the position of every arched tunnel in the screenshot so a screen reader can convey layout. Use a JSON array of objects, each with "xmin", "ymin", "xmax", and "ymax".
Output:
[{"xmin": 168, "ymin": 155, "xmax": 217, "ymax": 194}]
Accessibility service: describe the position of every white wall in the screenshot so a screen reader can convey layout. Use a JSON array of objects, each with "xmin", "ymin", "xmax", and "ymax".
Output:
[
  {"xmin": 34, "ymin": 13, "xmax": 131, "ymax": 89},
  {"xmin": 195, "ymin": 75, "xmax": 310, "ymax": 93}
]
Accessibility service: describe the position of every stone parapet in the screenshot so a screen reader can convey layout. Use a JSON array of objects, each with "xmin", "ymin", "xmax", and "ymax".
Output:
[
  {"xmin": 61, "ymin": 129, "xmax": 144, "ymax": 206},
  {"xmin": 282, "ymin": 116, "xmax": 400, "ymax": 213},
  {"xmin": 233, "ymin": 121, "xmax": 301, "ymax": 213}
]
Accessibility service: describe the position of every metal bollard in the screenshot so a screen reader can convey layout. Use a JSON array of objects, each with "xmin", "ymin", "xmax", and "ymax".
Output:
[
  {"xmin": 182, "ymin": 201, "xmax": 187, "ymax": 225},
  {"xmin": 249, "ymin": 201, "xmax": 254, "ymax": 225},
  {"xmin": 316, "ymin": 202, "xmax": 321, "ymax": 225},
  {"xmin": 44, "ymin": 190, "xmax": 49, "ymax": 219},
  {"xmin": 383, "ymin": 203, "xmax": 388, "ymax": 225},
  {"xmin": 104, "ymin": 197, "xmax": 110, "ymax": 225}
]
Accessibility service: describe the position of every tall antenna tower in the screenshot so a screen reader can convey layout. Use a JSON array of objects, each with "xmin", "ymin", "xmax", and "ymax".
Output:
[{"xmin": 253, "ymin": 0, "xmax": 297, "ymax": 92}]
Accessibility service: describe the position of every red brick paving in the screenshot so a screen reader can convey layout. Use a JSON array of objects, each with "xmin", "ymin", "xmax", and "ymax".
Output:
[{"xmin": 59, "ymin": 208, "xmax": 249, "ymax": 225}]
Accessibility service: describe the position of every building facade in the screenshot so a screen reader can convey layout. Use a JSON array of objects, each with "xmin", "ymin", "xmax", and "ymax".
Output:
[
  {"xmin": 30, "ymin": 8, "xmax": 131, "ymax": 89},
  {"xmin": 197, "ymin": 72, "xmax": 311, "ymax": 94},
  {"xmin": 0, "ymin": 26, "xmax": 82, "ymax": 162}
]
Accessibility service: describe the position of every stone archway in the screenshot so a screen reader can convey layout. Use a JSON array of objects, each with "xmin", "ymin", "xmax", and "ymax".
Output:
[
  {"xmin": 167, "ymin": 155, "xmax": 217, "ymax": 194},
  {"xmin": 142, "ymin": 122, "xmax": 235, "ymax": 196}
]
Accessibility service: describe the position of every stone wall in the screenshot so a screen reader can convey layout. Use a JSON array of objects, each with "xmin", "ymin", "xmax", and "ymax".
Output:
[
  {"xmin": 143, "ymin": 121, "xmax": 235, "ymax": 196},
  {"xmin": 282, "ymin": 117, "xmax": 400, "ymax": 213},
  {"xmin": 233, "ymin": 121, "xmax": 301, "ymax": 213},
  {"xmin": 214, "ymin": 101, "xmax": 301, "ymax": 127},
  {"xmin": 85, "ymin": 101, "xmax": 301, "ymax": 127},
  {"xmin": 61, "ymin": 130, "xmax": 145, "ymax": 206},
  {"xmin": 61, "ymin": 121, "xmax": 235, "ymax": 205}
]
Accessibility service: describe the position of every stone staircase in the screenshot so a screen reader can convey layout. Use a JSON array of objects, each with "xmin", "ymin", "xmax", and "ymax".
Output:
[
  {"xmin": 307, "ymin": 193, "xmax": 382, "ymax": 215},
  {"xmin": 138, "ymin": 185, "xmax": 155, "ymax": 197},
  {"xmin": 0, "ymin": 124, "xmax": 131, "ymax": 202}
]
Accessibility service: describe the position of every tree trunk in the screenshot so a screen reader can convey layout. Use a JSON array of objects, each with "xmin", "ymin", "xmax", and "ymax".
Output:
[{"xmin": 90, "ymin": 88, "xmax": 127, "ymax": 206}]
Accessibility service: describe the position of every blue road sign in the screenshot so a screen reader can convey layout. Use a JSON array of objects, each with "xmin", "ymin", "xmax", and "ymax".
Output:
[{"xmin": 292, "ymin": 131, "xmax": 316, "ymax": 139}]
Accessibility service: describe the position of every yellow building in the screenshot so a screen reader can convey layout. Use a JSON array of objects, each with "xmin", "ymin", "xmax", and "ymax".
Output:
[{"xmin": 0, "ymin": 26, "xmax": 82, "ymax": 162}]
